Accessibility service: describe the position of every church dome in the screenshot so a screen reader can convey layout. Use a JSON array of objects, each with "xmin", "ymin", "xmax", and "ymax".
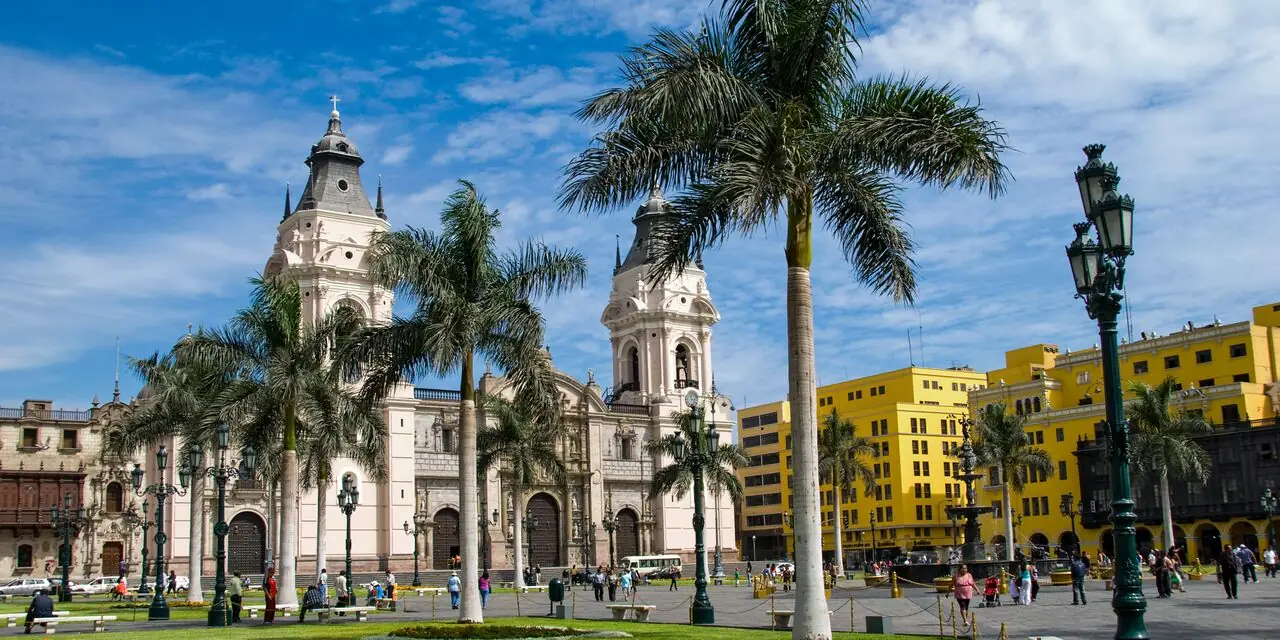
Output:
[{"xmin": 310, "ymin": 109, "xmax": 361, "ymax": 158}]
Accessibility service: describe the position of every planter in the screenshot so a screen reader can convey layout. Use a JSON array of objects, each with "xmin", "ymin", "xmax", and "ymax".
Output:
[
  {"xmin": 933, "ymin": 577, "xmax": 953, "ymax": 593},
  {"xmin": 864, "ymin": 575, "xmax": 888, "ymax": 588},
  {"xmin": 1187, "ymin": 573, "xmax": 1204, "ymax": 581},
  {"xmin": 1049, "ymin": 570, "xmax": 1072, "ymax": 586}
]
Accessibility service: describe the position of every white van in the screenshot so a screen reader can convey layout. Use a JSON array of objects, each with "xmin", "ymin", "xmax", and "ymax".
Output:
[{"xmin": 619, "ymin": 554, "xmax": 683, "ymax": 577}]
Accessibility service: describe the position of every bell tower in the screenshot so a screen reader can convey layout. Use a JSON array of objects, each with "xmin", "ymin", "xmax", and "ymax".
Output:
[
  {"xmin": 600, "ymin": 186, "xmax": 720, "ymax": 407},
  {"xmin": 262, "ymin": 100, "xmax": 417, "ymax": 568}
]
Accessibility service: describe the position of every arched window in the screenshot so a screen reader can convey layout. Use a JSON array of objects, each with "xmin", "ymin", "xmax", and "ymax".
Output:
[
  {"xmin": 1032, "ymin": 397, "xmax": 1042, "ymax": 413},
  {"xmin": 17, "ymin": 545, "xmax": 33, "ymax": 569},
  {"xmin": 1015, "ymin": 399, "xmax": 1023, "ymax": 415},
  {"xmin": 674, "ymin": 344, "xmax": 691, "ymax": 387},
  {"xmin": 105, "ymin": 483, "xmax": 124, "ymax": 513},
  {"xmin": 627, "ymin": 347, "xmax": 640, "ymax": 387}
]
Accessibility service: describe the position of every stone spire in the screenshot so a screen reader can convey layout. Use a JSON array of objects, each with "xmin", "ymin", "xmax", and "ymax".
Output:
[
  {"xmin": 614, "ymin": 234, "xmax": 622, "ymax": 273},
  {"xmin": 375, "ymin": 175, "xmax": 386, "ymax": 220},
  {"xmin": 112, "ymin": 337, "xmax": 120, "ymax": 404},
  {"xmin": 281, "ymin": 183, "xmax": 292, "ymax": 221},
  {"xmin": 294, "ymin": 100, "xmax": 377, "ymax": 217},
  {"xmin": 617, "ymin": 184, "xmax": 667, "ymax": 273}
]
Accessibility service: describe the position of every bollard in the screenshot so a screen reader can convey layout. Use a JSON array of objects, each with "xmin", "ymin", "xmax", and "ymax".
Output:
[
  {"xmin": 998, "ymin": 569, "xmax": 1009, "ymax": 595},
  {"xmin": 432, "ymin": 592, "xmax": 437, "ymax": 621},
  {"xmin": 937, "ymin": 596, "xmax": 944, "ymax": 639},
  {"xmin": 951, "ymin": 601, "xmax": 958, "ymax": 639},
  {"xmin": 891, "ymin": 571, "xmax": 903, "ymax": 599},
  {"xmin": 516, "ymin": 590, "xmax": 522, "ymax": 617},
  {"xmin": 572, "ymin": 588, "xmax": 577, "ymax": 619},
  {"xmin": 970, "ymin": 613, "xmax": 978, "ymax": 640},
  {"xmin": 849, "ymin": 596, "xmax": 854, "ymax": 633},
  {"xmin": 998, "ymin": 622, "xmax": 1008, "ymax": 640}
]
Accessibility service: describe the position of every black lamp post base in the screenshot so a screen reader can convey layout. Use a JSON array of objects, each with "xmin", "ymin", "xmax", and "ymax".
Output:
[
  {"xmin": 208, "ymin": 601, "xmax": 229, "ymax": 627},
  {"xmin": 413, "ymin": 578, "xmax": 422, "ymax": 587},
  {"xmin": 691, "ymin": 602, "xmax": 715, "ymax": 625},
  {"xmin": 148, "ymin": 595, "xmax": 171, "ymax": 621}
]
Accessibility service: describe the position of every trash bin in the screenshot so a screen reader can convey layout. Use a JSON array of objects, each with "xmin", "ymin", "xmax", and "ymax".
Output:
[{"xmin": 549, "ymin": 578, "xmax": 567, "ymax": 618}]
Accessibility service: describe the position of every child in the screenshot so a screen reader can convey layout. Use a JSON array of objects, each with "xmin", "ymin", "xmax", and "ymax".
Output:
[
  {"xmin": 982, "ymin": 575, "xmax": 999, "ymax": 607},
  {"xmin": 733, "ymin": 569, "xmax": 741, "ymax": 586}
]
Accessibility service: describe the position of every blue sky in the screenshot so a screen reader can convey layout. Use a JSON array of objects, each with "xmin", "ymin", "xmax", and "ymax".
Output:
[{"xmin": 2, "ymin": 0, "xmax": 1279, "ymax": 415}]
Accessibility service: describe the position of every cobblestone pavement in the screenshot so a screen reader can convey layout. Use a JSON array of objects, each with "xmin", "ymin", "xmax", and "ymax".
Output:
[{"xmin": 5, "ymin": 575, "xmax": 1277, "ymax": 637}]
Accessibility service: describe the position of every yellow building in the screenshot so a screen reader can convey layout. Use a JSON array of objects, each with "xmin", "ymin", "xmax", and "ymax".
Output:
[
  {"xmin": 737, "ymin": 366, "xmax": 989, "ymax": 564},
  {"xmin": 969, "ymin": 301, "xmax": 1280, "ymax": 563}
]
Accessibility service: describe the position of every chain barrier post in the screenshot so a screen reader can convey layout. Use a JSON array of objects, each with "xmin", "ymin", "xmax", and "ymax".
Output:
[
  {"xmin": 891, "ymin": 571, "xmax": 903, "ymax": 598},
  {"xmin": 970, "ymin": 612, "xmax": 978, "ymax": 640},
  {"xmin": 849, "ymin": 596, "xmax": 854, "ymax": 633},
  {"xmin": 937, "ymin": 595, "xmax": 944, "ymax": 639},
  {"xmin": 998, "ymin": 622, "xmax": 1008, "ymax": 640},
  {"xmin": 999, "ymin": 569, "xmax": 1009, "ymax": 594},
  {"xmin": 951, "ymin": 601, "xmax": 958, "ymax": 638},
  {"xmin": 515, "ymin": 590, "xmax": 521, "ymax": 617}
]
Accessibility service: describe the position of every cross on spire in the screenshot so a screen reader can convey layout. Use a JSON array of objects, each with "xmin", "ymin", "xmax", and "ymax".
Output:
[{"xmin": 329, "ymin": 95, "xmax": 341, "ymax": 114}]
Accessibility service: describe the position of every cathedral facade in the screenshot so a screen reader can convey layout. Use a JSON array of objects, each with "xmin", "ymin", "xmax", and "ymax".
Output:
[{"xmin": 8, "ymin": 107, "xmax": 737, "ymax": 582}]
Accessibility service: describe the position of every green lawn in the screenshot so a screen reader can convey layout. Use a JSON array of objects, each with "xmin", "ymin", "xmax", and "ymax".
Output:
[{"xmin": 101, "ymin": 617, "xmax": 919, "ymax": 640}]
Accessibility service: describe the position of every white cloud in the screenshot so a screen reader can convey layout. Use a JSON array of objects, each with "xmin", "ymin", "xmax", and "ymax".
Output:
[
  {"xmin": 414, "ymin": 53, "xmax": 505, "ymax": 70},
  {"xmin": 432, "ymin": 110, "xmax": 579, "ymax": 163},
  {"xmin": 437, "ymin": 6, "xmax": 476, "ymax": 37},
  {"xmin": 186, "ymin": 183, "xmax": 232, "ymax": 201},
  {"xmin": 382, "ymin": 144, "xmax": 413, "ymax": 165},
  {"xmin": 459, "ymin": 65, "xmax": 603, "ymax": 107},
  {"xmin": 481, "ymin": 0, "xmax": 704, "ymax": 37},
  {"xmin": 373, "ymin": 0, "xmax": 422, "ymax": 15}
]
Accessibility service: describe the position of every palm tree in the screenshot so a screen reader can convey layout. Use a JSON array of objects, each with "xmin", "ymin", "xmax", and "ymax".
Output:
[
  {"xmin": 969, "ymin": 403, "xmax": 1053, "ymax": 561},
  {"xmin": 817, "ymin": 410, "xmax": 877, "ymax": 572},
  {"xmin": 103, "ymin": 348, "xmax": 231, "ymax": 603},
  {"xmin": 1127, "ymin": 378, "xmax": 1213, "ymax": 552},
  {"xmin": 176, "ymin": 276, "xmax": 367, "ymax": 607},
  {"xmin": 297, "ymin": 380, "xmax": 388, "ymax": 583},
  {"xmin": 559, "ymin": 4, "xmax": 1009, "ymax": 635},
  {"xmin": 645, "ymin": 409, "xmax": 749, "ymax": 575},
  {"xmin": 342, "ymin": 181, "xmax": 587, "ymax": 623},
  {"xmin": 477, "ymin": 392, "xmax": 566, "ymax": 590}
]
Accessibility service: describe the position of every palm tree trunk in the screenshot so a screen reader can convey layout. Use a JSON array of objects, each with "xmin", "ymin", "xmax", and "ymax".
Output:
[
  {"xmin": 187, "ymin": 471, "xmax": 205, "ymax": 602},
  {"xmin": 833, "ymin": 487, "xmax": 844, "ymax": 572},
  {"xmin": 277, "ymin": 403, "xmax": 300, "ymax": 607},
  {"xmin": 1159, "ymin": 470, "xmax": 1175, "ymax": 552},
  {"xmin": 784, "ymin": 193, "xmax": 831, "ymax": 640},
  {"xmin": 512, "ymin": 480, "xmax": 525, "ymax": 590},
  {"xmin": 316, "ymin": 472, "xmax": 329, "ymax": 582},
  {"xmin": 457, "ymin": 353, "xmax": 483, "ymax": 622},
  {"xmin": 268, "ymin": 479, "xmax": 278, "ymax": 569},
  {"xmin": 1002, "ymin": 481, "xmax": 1014, "ymax": 562}
]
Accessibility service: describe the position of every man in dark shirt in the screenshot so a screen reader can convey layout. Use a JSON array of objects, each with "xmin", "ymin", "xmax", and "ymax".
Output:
[{"xmin": 24, "ymin": 590, "xmax": 54, "ymax": 634}]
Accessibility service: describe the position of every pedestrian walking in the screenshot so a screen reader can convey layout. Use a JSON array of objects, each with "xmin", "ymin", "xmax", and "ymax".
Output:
[
  {"xmin": 386, "ymin": 570, "xmax": 397, "ymax": 600},
  {"xmin": 620, "ymin": 569, "xmax": 633, "ymax": 602},
  {"xmin": 1219, "ymin": 544, "xmax": 1241, "ymax": 599},
  {"xmin": 318, "ymin": 568, "xmax": 329, "ymax": 603},
  {"xmin": 1264, "ymin": 547, "xmax": 1278, "ymax": 578},
  {"xmin": 118, "ymin": 559, "xmax": 128, "ymax": 581},
  {"xmin": 1237, "ymin": 545, "xmax": 1258, "ymax": 583},
  {"xmin": 1017, "ymin": 564, "xmax": 1032, "ymax": 605},
  {"xmin": 1070, "ymin": 554, "xmax": 1088, "ymax": 605},
  {"xmin": 447, "ymin": 571, "xmax": 461, "ymax": 609},
  {"xmin": 953, "ymin": 565, "xmax": 976, "ymax": 627},
  {"xmin": 479, "ymin": 571, "xmax": 491, "ymax": 609},
  {"xmin": 607, "ymin": 571, "xmax": 618, "ymax": 602},
  {"xmin": 668, "ymin": 565, "xmax": 679, "ymax": 591},
  {"xmin": 229, "ymin": 572, "xmax": 244, "ymax": 623},
  {"xmin": 167, "ymin": 570, "xmax": 178, "ymax": 595},
  {"xmin": 592, "ymin": 567, "xmax": 605, "ymax": 601}
]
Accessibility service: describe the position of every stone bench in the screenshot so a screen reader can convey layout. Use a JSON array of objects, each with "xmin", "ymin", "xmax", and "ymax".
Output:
[
  {"xmin": 521, "ymin": 585, "xmax": 548, "ymax": 593},
  {"xmin": 414, "ymin": 587, "xmax": 446, "ymax": 597},
  {"xmin": 605, "ymin": 604, "xmax": 657, "ymax": 621},
  {"xmin": 315, "ymin": 606, "xmax": 375, "ymax": 622},
  {"xmin": 3, "ymin": 612, "xmax": 69, "ymax": 627},
  {"xmin": 245, "ymin": 603, "xmax": 298, "ymax": 618},
  {"xmin": 30, "ymin": 615, "xmax": 116, "ymax": 634},
  {"xmin": 374, "ymin": 597, "xmax": 397, "ymax": 610},
  {"xmin": 767, "ymin": 609, "xmax": 833, "ymax": 629}
]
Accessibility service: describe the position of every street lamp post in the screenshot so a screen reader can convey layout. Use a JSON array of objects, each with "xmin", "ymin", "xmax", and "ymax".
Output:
[
  {"xmin": 337, "ymin": 476, "xmax": 360, "ymax": 584},
  {"xmin": 578, "ymin": 515, "xmax": 594, "ymax": 570},
  {"xmin": 130, "ymin": 445, "xmax": 190, "ymax": 621},
  {"xmin": 705, "ymin": 380, "xmax": 733, "ymax": 583},
  {"xmin": 1065, "ymin": 143, "xmax": 1146, "ymax": 640},
  {"xmin": 49, "ymin": 493, "xmax": 88, "ymax": 603},
  {"xmin": 121, "ymin": 503, "xmax": 142, "ymax": 579},
  {"xmin": 751, "ymin": 535, "xmax": 757, "ymax": 562},
  {"xmin": 1061, "ymin": 493, "xmax": 1081, "ymax": 556},
  {"xmin": 675, "ymin": 389, "xmax": 717, "ymax": 624},
  {"xmin": 404, "ymin": 512, "xmax": 427, "ymax": 587},
  {"xmin": 1261, "ymin": 489, "xmax": 1277, "ymax": 551},
  {"xmin": 136, "ymin": 500, "xmax": 153, "ymax": 594},
  {"xmin": 523, "ymin": 514, "xmax": 541, "ymax": 578},
  {"xmin": 601, "ymin": 507, "xmax": 616, "ymax": 569},
  {"xmin": 483, "ymin": 510, "xmax": 497, "ymax": 571},
  {"xmin": 782, "ymin": 512, "xmax": 796, "ymax": 561},
  {"xmin": 195, "ymin": 425, "xmax": 256, "ymax": 626},
  {"xmin": 868, "ymin": 512, "xmax": 877, "ymax": 564}
]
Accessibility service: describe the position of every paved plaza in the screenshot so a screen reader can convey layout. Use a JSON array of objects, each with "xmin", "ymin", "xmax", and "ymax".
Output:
[{"xmin": 4, "ymin": 575, "xmax": 1276, "ymax": 638}]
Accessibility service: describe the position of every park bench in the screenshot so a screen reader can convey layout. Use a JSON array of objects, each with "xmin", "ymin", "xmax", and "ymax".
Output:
[
  {"xmin": 245, "ymin": 603, "xmax": 298, "ymax": 618},
  {"xmin": 414, "ymin": 587, "xmax": 446, "ymax": 596},
  {"xmin": 3, "ymin": 611, "xmax": 69, "ymax": 627},
  {"xmin": 374, "ymin": 597, "xmax": 397, "ymax": 610},
  {"xmin": 605, "ymin": 603, "xmax": 657, "ymax": 621},
  {"xmin": 521, "ymin": 585, "xmax": 548, "ymax": 594},
  {"xmin": 499, "ymin": 581, "xmax": 515, "ymax": 589},
  {"xmin": 767, "ymin": 609, "xmax": 833, "ymax": 629},
  {"xmin": 315, "ymin": 605, "xmax": 375, "ymax": 622},
  {"xmin": 29, "ymin": 614, "xmax": 116, "ymax": 634}
]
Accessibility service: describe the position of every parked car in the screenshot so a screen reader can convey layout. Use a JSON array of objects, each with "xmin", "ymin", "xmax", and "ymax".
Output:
[
  {"xmin": 0, "ymin": 578, "xmax": 53, "ymax": 596},
  {"xmin": 71, "ymin": 577, "xmax": 119, "ymax": 595},
  {"xmin": 137, "ymin": 576, "xmax": 189, "ymax": 591}
]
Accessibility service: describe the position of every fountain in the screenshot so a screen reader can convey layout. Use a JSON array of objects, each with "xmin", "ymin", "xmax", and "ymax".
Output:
[{"xmin": 945, "ymin": 421, "xmax": 993, "ymax": 564}]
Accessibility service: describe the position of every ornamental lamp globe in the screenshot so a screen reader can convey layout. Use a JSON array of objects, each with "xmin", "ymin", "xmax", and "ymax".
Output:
[
  {"xmin": 707, "ymin": 426, "xmax": 720, "ymax": 451},
  {"xmin": 1065, "ymin": 223, "xmax": 1102, "ymax": 296},
  {"xmin": 672, "ymin": 433, "xmax": 687, "ymax": 461},
  {"xmin": 1074, "ymin": 144, "xmax": 1115, "ymax": 217},
  {"xmin": 1091, "ymin": 176, "xmax": 1135, "ymax": 258},
  {"xmin": 178, "ymin": 464, "xmax": 191, "ymax": 489},
  {"xmin": 156, "ymin": 445, "xmax": 169, "ymax": 471},
  {"xmin": 216, "ymin": 423, "xmax": 230, "ymax": 450},
  {"xmin": 403, "ymin": 521, "xmax": 410, "ymax": 534},
  {"xmin": 131, "ymin": 463, "xmax": 145, "ymax": 490},
  {"xmin": 342, "ymin": 473, "xmax": 355, "ymax": 495},
  {"xmin": 243, "ymin": 445, "xmax": 257, "ymax": 473},
  {"xmin": 189, "ymin": 447, "xmax": 205, "ymax": 472}
]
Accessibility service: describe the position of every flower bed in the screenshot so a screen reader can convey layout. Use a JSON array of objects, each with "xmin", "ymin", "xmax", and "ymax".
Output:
[{"xmin": 383, "ymin": 625, "xmax": 629, "ymax": 639}]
